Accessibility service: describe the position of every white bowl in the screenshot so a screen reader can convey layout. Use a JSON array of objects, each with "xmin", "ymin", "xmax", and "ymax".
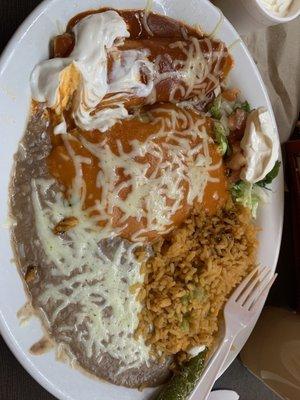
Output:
[
  {"xmin": 0, "ymin": 1, "xmax": 284, "ymax": 399},
  {"xmin": 213, "ymin": 0, "xmax": 300, "ymax": 34},
  {"xmin": 245, "ymin": 0, "xmax": 300, "ymax": 25}
]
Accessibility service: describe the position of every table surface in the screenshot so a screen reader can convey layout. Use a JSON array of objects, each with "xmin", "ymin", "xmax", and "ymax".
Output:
[{"xmin": 0, "ymin": 1, "xmax": 296, "ymax": 399}]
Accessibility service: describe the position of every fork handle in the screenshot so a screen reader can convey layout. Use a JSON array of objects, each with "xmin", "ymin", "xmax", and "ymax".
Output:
[{"xmin": 189, "ymin": 333, "xmax": 236, "ymax": 400}]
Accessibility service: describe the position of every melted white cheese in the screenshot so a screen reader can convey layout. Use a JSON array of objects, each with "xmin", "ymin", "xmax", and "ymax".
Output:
[
  {"xmin": 30, "ymin": 11, "xmax": 153, "ymax": 132},
  {"xmin": 240, "ymin": 108, "xmax": 279, "ymax": 184},
  {"xmin": 68, "ymin": 107, "xmax": 217, "ymax": 240},
  {"xmin": 30, "ymin": 109, "xmax": 218, "ymax": 369},
  {"xmin": 31, "ymin": 12, "xmax": 229, "ymax": 131},
  {"xmin": 31, "ymin": 178, "xmax": 150, "ymax": 370},
  {"xmin": 29, "ymin": 11, "xmax": 226, "ymax": 369},
  {"xmin": 150, "ymin": 37, "xmax": 228, "ymax": 105}
]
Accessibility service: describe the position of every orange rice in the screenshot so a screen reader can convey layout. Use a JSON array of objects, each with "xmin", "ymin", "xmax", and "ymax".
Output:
[{"xmin": 136, "ymin": 199, "xmax": 257, "ymax": 358}]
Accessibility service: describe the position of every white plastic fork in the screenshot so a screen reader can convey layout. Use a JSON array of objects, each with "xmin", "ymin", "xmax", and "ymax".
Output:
[{"xmin": 189, "ymin": 266, "xmax": 277, "ymax": 400}]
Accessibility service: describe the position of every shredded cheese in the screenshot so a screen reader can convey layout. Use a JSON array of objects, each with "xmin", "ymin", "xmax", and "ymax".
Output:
[
  {"xmin": 31, "ymin": 104, "xmax": 220, "ymax": 371},
  {"xmin": 149, "ymin": 37, "xmax": 228, "ymax": 105},
  {"xmin": 142, "ymin": 0, "xmax": 154, "ymax": 37},
  {"xmin": 58, "ymin": 106, "xmax": 218, "ymax": 241},
  {"xmin": 28, "ymin": 9, "xmax": 229, "ymax": 374},
  {"xmin": 31, "ymin": 10, "xmax": 229, "ymax": 133},
  {"xmin": 31, "ymin": 179, "xmax": 150, "ymax": 370}
]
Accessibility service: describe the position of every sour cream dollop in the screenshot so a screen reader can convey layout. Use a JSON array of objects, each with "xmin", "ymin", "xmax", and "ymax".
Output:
[
  {"xmin": 259, "ymin": 0, "xmax": 293, "ymax": 16},
  {"xmin": 240, "ymin": 108, "xmax": 279, "ymax": 184},
  {"xmin": 30, "ymin": 11, "xmax": 153, "ymax": 132}
]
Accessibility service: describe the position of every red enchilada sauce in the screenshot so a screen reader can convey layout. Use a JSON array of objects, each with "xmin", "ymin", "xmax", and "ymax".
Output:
[{"xmin": 47, "ymin": 9, "xmax": 231, "ymax": 242}]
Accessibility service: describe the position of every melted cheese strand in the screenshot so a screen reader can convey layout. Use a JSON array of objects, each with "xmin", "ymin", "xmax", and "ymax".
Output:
[
  {"xmin": 29, "ymin": 10, "xmax": 228, "ymax": 373},
  {"xmin": 150, "ymin": 37, "xmax": 228, "ymax": 105},
  {"xmin": 142, "ymin": 0, "xmax": 154, "ymax": 37},
  {"xmin": 58, "ymin": 107, "xmax": 217, "ymax": 241},
  {"xmin": 31, "ymin": 179, "xmax": 149, "ymax": 369}
]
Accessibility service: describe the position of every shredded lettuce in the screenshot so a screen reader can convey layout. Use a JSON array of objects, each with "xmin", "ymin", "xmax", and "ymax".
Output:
[
  {"xmin": 234, "ymin": 100, "xmax": 251, "ymax": 113},
  {"xmin": 230, "ymin": 180, "xmax": 270, "ymax": 218},
  {"xmin": 256, "ymin": 161, "xmax": 281, "ymax": 188},
  {"xmin": 241, "ymin": 101, "xmax": 251, "ymax": 112},
  {"xmin": 209, "ymin": 94, "xmax": 251, "ymax": 122},
  {"xmin": 209, "ymin": 96, "xmax": 222, "ymax": 120},
  {"xmin": 230, "ymin": 181, "xmax": 258, "ymax": 217},
  {"xmin": 214, "ymin": 121, "xmax": 229, "ymax": 156},
  {"xmin": 231, "ymin": 179, "xmax": 273, "ymax": 218}
]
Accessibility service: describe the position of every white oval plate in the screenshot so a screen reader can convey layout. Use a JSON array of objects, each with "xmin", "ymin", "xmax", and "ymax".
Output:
[{"xmin": 0, "ymin": 0, "xmax": 284, "ymax": 399}]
